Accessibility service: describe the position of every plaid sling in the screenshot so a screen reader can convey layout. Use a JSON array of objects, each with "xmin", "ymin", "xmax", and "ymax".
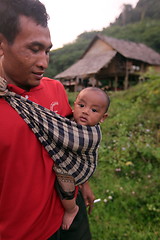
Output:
[{"xmin": 0, "ymin": 77, "xmax": 101, "ymax": 185}]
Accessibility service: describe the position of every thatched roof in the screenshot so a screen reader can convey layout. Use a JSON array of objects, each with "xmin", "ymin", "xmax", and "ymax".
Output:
[
  {"xmin": 55, "ymin": 35, "xmax": 160, "ymax": 79},
  {"xmin": 96, "ymin": 34, "xmax": 160, "ymax": 65},
  {"xmin": 56, "ymin": 51, "xmax": 116, "ymax": 79}
]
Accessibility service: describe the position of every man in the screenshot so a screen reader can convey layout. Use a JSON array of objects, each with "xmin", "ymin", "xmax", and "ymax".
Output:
[{"xmin": 0, "ymin": 0, "xmax": 94, "ymax": 239}]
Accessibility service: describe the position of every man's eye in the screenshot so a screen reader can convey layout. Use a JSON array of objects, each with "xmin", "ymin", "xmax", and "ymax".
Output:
[
  {"xmin": 31, "ymin": 48, "xmax": 39, "ymax": 53},
  {"xmin": 45, "ymin": 49, "xmax": 50, "ymax": 55},
  {"xmin": 46, "ymin": 48, "xmax": 51, "ymax": 55}
]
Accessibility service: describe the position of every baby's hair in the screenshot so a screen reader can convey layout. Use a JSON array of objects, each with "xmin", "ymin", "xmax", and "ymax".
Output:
[{"xmin": 78, "ymin": 87, "xmax": 110, "ymax": 112}]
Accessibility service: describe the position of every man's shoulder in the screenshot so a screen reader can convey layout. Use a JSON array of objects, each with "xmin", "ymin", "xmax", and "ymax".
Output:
[
  {"xmin": 39, "ymin": 77, "xmax": 71, "ymax": 116},
  {"xmin": 41, "ymin": 77, "xmax": 63, "ymax": 87},
  {"xmin": 40, "ymin": 77, "xmax": 65, "ymax": 96}
]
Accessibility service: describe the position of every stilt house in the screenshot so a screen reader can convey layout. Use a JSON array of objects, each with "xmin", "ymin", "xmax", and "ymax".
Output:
[{"xmin": 55, "ymin": 34, "xmax": 160, "ymax": 91}]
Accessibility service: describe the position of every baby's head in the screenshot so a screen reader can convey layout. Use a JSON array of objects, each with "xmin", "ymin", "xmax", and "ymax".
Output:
[{"xmin": 73, "ymin": 87, "xmax": 110, "ymax": 126}]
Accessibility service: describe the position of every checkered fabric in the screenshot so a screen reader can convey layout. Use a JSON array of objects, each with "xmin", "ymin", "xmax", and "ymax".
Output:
[{"xmin": 0, "ymin": 77, "xmax": 101, "ymax": 185}]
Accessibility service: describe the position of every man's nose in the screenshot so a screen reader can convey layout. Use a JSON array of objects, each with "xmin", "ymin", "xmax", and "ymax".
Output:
[{"xmin": 37, "ymin": 52, "xmax": 49, "ymax": 70}]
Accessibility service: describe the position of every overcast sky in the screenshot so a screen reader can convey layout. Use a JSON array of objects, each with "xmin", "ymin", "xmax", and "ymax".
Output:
[{"xmin": 41, "ymin": 0, "xmax": 139, "ymax": 50}]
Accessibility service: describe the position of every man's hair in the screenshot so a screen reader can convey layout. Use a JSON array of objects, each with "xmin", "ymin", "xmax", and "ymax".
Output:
[
  {"xmin": 0, "ymin": 0, "xmax": 49, "ymax": 44},
  {"xmin": 79, "ymin": 87, "xmax": 110, "ymax": 112}
]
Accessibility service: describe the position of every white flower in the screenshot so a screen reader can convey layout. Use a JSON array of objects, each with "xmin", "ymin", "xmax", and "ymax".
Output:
[
  {"xmin": 108, "ymin": 196, "xmax": 113, "ymax": 200},
  {"xmin": 115, "ymin": 168, "xmax": 121, "ymax": 172}
]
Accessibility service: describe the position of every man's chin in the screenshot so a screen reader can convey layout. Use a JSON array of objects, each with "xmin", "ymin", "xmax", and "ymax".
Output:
[
  {"xmin": 30, "ymin": 79, "xmax": 42, "ymax": 87},
  {"xmin": 20, "ymin": 80, "xmax": 41, "ymax": 91}
]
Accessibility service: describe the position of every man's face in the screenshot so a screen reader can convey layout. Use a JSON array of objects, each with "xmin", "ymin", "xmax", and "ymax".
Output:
[{"xmin": 0, "ymin": 16, "xmax": 52, "ymax": 90}]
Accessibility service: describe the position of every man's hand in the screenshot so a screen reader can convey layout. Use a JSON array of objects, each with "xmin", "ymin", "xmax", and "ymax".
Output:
[{"xmin": 80, "ymin": 181, "xmax": 95, "ymax": 214}]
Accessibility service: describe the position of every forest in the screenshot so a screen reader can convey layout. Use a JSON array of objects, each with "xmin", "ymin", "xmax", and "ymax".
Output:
[{"xmin": 45, "ymin": 0, "xmax": 160, "ymax": 79}]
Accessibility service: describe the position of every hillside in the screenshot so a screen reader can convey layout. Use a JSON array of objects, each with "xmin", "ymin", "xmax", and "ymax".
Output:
[
  {"xmin": 45, "ymin": 0, "xmax": 160, "ymax": 78},
  {"xmin": 68, "ymin": 72, "xmax": 160, "ymax": 240},
  {"xmin": 112, "ymin": 0, "xmax": 160, "ymax": 26}
]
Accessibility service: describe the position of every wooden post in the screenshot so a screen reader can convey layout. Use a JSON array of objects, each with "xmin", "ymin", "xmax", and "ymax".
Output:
[
  {"xmin": 74, "ymin": 77, "xmax": 79, "ymax": 92},
  {"xmin": 124, "ymin": 61, "xmax": 129, "ymax": 89},
  {"xmin": 114, "ymin": 75, "xmax": 118, "ymax": 91},
  {"xmin": 89, "ymin": 76, "xmax": 96, "ymax": 87}
]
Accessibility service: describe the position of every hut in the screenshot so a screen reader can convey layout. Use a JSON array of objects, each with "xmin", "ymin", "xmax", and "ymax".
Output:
[{"xmin": 55, "ymin": 34, "xmax": 160, "ymax": 91}]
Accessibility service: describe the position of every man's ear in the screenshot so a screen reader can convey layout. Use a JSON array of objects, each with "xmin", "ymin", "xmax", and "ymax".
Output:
[
  {"xmin": 0, "ymin": 34, "xmax": 6, "ymax": 56},
  {"xmin": 100, "ymin": 113, "xmax": 108, "ymax": 123}
]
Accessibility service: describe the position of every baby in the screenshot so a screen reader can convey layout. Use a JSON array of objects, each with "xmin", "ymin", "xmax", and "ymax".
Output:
[{"xmin": 55, "ymin": 87, "xmax": 110, "ymax": 230}]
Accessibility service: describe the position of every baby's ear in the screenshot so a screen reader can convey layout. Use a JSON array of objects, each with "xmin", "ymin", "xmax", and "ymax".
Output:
[
  {"xmin": 72, "ymin": 102, "xmax": 76, "ymax": 112},
  {"xmin": 100, "ymin": 113, "xmax": 108, "ymax": 123}
]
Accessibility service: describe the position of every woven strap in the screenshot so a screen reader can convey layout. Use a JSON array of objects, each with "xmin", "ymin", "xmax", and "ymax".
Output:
[{"xmin": 0, "ymin": 77, "xmax": 101, "ymax": 185}]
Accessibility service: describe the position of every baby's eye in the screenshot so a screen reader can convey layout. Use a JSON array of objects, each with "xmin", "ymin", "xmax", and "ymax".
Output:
[
  {"xmin": 79, "ymin": 103, "xmax": 84, "ymax": 108},
  {"xmin": 92, "ymin": 108, "xmax": 97, "ymax": 112}
]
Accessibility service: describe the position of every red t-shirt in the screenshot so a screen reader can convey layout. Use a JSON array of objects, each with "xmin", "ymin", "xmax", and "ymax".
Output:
[{"xmin": 0, "ymin": 77, "xmax": 72, "ymax": 239}]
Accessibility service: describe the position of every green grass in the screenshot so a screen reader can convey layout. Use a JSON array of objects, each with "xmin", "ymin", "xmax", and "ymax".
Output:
[{"xmin": 68, "ymin": 72, "xmax": 160, "ymax": 240}]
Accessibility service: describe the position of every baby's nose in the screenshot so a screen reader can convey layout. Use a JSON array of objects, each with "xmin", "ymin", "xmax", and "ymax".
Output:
[{"xmin": 82, "ymin": 107, "xmax": 89, "ymax": 114}]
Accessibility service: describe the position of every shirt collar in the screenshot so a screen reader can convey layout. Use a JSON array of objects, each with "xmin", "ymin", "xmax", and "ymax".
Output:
[{"xmin": 7, "ymin": 83, "xmax": 43, "ymax": 95}]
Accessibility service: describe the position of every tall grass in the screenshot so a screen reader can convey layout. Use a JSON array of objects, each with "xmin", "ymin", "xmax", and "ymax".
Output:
[{"xmin": 68, "ymin": 74, "xmax": 160, "ymax": 240}]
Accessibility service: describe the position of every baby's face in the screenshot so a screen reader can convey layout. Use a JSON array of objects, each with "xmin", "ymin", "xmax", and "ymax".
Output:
[{"xmin": 73, "ymin": 89, "xmax": 108, "ymax": 126}]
